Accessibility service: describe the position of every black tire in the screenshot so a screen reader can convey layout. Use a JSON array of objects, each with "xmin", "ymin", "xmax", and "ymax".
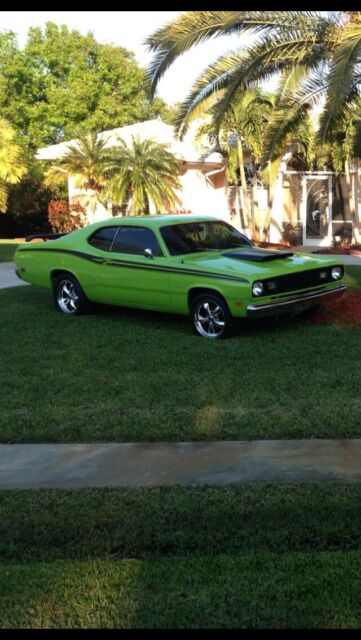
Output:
[
  {"xmin": 53, "ymin": 273, "xmax": 92, "ymax": 315},
  {"xmin": 190, "ymin": 293, "xmax": 234, "ymax": 339}
]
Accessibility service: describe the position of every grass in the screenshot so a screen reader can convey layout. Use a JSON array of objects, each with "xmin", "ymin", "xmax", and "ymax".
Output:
[
  {"xmin": 1, "ymin": 484, "xmax": 361, "ymax": 628},
  {"xmin": 2, "ymin": 551, "xmax": 361, "ymax": 628},
  {"xmin": 0, "ymin": 240, "xmax": 22, "ymax": 262},
  {"xmin": 1, "ymin": 484, "xmax": 361, "ymax": 562},
  {"xmin": 0, "ymin": 266, "xmax": 360, "ymax": 443},
  {"xmin": 1, "ymin": 266, "xmax": 361, "ymax": 627}
]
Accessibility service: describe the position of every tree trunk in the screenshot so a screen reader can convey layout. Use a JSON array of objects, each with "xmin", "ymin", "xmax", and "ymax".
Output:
[
  {"xmin": 130, "ymin": 188, "xmax": 136, "ymax": 216},
  {"xmin": 262, "ymin": 159, "xmax": 283, "ymax": 243},
  {"xmin": 345, "ymin": 156, "xmax": 361, "ymax": 244},
  {"xmin": 144, "ymin": 195, "xmax": 150, "ymax": 215},
  {"xmin": 237, "ymin": 138, "xmax": 251, "ymax": 232}
]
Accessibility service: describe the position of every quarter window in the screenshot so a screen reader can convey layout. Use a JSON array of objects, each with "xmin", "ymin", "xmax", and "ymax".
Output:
[
  {"xmin": 111, "ymin": 226, "xmax": 162, "ymax": 257},
  {"xmin": 88, "ymin": 227, "xmax": 118, "ymax": 251}
]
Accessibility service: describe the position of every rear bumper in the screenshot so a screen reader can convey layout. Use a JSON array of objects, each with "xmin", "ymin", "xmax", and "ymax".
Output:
[{"xmin": 247, "ymin": 284, "xmax": 347, "ymax": 318}]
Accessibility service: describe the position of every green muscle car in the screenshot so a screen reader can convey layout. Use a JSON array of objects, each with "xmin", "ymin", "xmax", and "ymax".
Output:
[{"xmin": 14, "ymin": 214, "xmax": 346, "ymax": 339}]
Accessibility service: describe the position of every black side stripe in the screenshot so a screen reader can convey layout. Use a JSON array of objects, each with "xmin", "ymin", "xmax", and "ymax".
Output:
[{"xmin": 19, "ymin": 247, "xmax": 249, "ymax": 283}]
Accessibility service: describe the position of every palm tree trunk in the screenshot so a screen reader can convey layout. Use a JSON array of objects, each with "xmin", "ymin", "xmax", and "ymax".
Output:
[
  {"xmin": 345, "ymin": 156, "xmax": 361, "ymax": 244},
  {"xmin": 130, "ymin": 188, "xmax": 136, "ymax": 216},
  {"xmin": 262, "ymin": 159, "xmax": 283, "ymax": 243},
  {"xmin": 237, "ymin": 138, "xmax": 251, "ymax": 231},
  {"xmin": 144, "ymin": 195, "xmax": 150, "ymax": 215}
]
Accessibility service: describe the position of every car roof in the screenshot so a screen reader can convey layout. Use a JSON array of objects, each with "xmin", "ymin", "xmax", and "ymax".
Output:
[{"xmin": 90, "ymin": 214, "xmax": 221, "ymax": 230}]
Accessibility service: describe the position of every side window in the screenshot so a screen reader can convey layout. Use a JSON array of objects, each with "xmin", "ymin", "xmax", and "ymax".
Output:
[
  {"xmin": 88, "ymin": 227, "xmax": 118, "ymax": 251},
  {"xmin": 111, "ymin": 226, "xmax": 163, "ymax": 257}
]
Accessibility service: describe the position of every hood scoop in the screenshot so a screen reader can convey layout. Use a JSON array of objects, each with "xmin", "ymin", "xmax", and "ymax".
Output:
[{"xmin": 222, "ymin": 248, "xmax": 294, "ymax": 262}]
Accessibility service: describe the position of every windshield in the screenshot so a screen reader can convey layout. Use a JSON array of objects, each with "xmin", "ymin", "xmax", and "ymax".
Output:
[{"xmin": 160, "ymin": 221, "xmax": 253, "ymax": 256}]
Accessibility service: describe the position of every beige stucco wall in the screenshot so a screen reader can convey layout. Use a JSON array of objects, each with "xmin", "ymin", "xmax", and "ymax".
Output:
[
  {"xmin": 68, "ymin": 175, "xmax": 111, "ymax": 223},
  {"xmin": 176, "ymin": 168, "xmax": 228, "ymax": 218}
]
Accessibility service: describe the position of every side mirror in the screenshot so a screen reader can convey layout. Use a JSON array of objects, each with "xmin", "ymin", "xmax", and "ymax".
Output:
[{"xmin": 144, "ymin": 248, "xmax": 153, "ymax": 259}]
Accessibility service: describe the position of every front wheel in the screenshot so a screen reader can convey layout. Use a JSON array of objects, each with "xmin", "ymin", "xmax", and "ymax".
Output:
[
  {"xmin": 190, "ymin": 293, "xmax": 234, "ymax": 339},
  {"xmin": 53, "ymin": 273, "xmax": 92, "ymax": 315}
]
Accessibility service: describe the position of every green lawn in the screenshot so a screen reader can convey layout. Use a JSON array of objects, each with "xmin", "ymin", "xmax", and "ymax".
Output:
[
  {"xmin": 0, "ymin": 266, "xmax": 360, "ymax": 443},
  {"xmin": 1, "ymin": 268, "xmax": 361, "ymax": 628},
  {"xmin": 3, "ymin": 551, "xmax": 361, "ymax": 628},
  {"xmin": 1, "ymin": 483, "xmax": 361, "ymax": 628},
  {"xmin": 0, "ymin": 240, "xmax": 22, "ymax": 262}
]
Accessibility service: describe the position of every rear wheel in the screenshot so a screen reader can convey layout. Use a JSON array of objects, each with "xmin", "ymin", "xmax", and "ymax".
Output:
[
  {"xmin": 190, "ymin": 293, "xmax": 234, "ymax": 339},
  {"xmin": 53, "ymin": 273, "xmax": 91, "ymax": 315}
]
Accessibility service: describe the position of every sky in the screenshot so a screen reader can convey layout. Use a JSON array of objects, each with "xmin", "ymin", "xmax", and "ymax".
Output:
[{"xmin": 0, "ymin": 10, "xmax": 245, "ymax": 106}]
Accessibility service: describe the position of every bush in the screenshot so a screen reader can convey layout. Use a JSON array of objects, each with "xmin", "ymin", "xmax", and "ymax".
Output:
[{"xmin": 48, "ymin": 200, "xmax": 86, "ymax": 233}]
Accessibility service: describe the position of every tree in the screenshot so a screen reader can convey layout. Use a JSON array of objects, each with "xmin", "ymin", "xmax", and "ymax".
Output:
[
  {"xmin": 0, "ymin": 22, "xmax": 175, "ymax": 222},
  {"xmin": 0, "ymin": 23, "xmax": 174, "ymax": 151},
  {"xmin": 105, "ymin": 136, "xmax": 181, "ymax": 215},
  {"xmin": 195, "ymin": 89, "xmax": 274, "ymax": 234},
  {"xmin": 0, "ymin": 117, "xmax": 27, "ymax": 212},
  {"xmin": 146, "ymin": 11, "xmax": 361, "ymax": 240},
  {"xmin": 44, "ymin": 131, "xmax": 112, "ymax": 222},
  {"xmin": 146, "ymin": 11, "xmax": 361, "ymax": 156}
]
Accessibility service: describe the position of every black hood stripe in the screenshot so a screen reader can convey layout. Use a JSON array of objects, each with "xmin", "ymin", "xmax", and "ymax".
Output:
[{"xmin": 19, "ymin": 247, "xmax": 249, "ymax": 283}]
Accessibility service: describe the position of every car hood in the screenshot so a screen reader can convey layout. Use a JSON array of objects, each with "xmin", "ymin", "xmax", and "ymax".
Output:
[{"xmin": 176, "ymin": 248, "xmax": 343, "ymax": 280}]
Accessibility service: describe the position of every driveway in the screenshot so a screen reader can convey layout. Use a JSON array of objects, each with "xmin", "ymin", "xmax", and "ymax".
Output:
[
  {"xmin": 337, "ymin": 254, "xmax": 361, "ymax": 266},
  {"xmin": 0, "ymin": 261, "xmax": 29, "ymax": 289}
]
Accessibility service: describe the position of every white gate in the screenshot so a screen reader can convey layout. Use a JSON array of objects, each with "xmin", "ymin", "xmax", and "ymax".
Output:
[{"xmin": 301, "ymin": 173, "xmax": 333, "ymax": 247}]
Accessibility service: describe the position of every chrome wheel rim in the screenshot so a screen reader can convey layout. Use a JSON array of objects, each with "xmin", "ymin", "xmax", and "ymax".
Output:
[
  {"xmin": 57, "ymin": 280, "xmax": 79, "ymax": 314},
  {"xmin": 194, "ymin": 301, "xmax": 225, "ymax": 338}
]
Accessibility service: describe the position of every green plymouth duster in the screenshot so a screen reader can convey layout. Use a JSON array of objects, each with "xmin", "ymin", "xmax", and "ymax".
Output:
[{"xmin": 14, "ymin": 214, "xmax": 346, "ymax": 338}]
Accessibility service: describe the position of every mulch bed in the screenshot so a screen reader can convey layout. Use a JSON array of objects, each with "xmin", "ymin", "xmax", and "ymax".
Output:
[
  {"xmin": 309, "ymin": 290, "xmax": 361, "ymax": 328},
  {"xmin": 256, "ymin": 242, "xmax": 361, "ymax": 255},
  {"xmin": 313, "ymin": 247, "xmax": 361, "ymax": 256},
  {"xmin": 255, "ymin": 241, "xmax": 290, "ymax": 250}
]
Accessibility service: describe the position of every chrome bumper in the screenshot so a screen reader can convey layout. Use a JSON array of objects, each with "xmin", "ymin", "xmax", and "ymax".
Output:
[{"xmin": 247, "ymin": 284, "xmax": 347, "ymax": 318}]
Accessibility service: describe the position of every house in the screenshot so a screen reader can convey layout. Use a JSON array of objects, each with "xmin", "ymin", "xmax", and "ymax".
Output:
[
  {"xmin": 36, "ymin": 120, "xmax": 361, "ymax": 248},
  {"xmin": 36, "ymin": 119, "xmax": 229, "ymax": 223}
]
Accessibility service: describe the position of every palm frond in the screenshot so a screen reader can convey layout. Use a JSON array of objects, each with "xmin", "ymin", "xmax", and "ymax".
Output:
[
  {"xmin": 0, "ymin": 117, "xmax": 27, "ymax": 210},
  {"xmin": 275, "ymin": 60, "xmax": 322, "ymax": 104},
  {"xmin": 174, "ymin": 33, "xmax": 328, "ymax": 139},
  {"xmin": 145, "ymin": 11, "xmax": 324, "ymax": 97},
  {"xmin": 261, "ymin": 100, "xmax": 312, "ymax": 164},
  {"xmin": 318, "ymin": 21, "xmax": 361, "ymax": 139},
  {"xmin": 106, "ymin": 136, "xmax": 181, "ymax": 214}
]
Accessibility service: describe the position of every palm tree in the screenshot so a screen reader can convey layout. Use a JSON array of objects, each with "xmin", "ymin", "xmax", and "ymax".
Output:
[
  {"xmin": 0, "ymin": 117, "xmax": 27, "ymax": 211},
  {"xmin": 195, "ymin": 89, "xmax": 274, "ymax": 233},
  {"xmin": 146, "ymin": 11, "xmax": 361, "ymax": 157},
  {"xmin": 104, "ymin": 136, "xmax": 181, "ymax": 215},
  {"xmin": 146, "ymin": 11, "xmax": 361, "ymax": 240},
  {"xmin": 44, "ymin": 131, "xmax": 112, "ymax": 222}
]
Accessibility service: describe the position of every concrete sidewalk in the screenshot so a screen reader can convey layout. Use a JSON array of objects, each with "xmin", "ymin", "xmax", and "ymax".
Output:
[
  {"xmin": 0, "ymin": 261, "xmax": 28, "ymax": 289},
  {"xmin": 1, "ymin": 439, "xmax": 361, "ymax": 489}
]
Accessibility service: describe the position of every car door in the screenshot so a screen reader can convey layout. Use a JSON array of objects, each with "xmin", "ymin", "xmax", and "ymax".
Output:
[{"xmin": 101, "ymin": 225, "xmax": 171, "ymax": 311}]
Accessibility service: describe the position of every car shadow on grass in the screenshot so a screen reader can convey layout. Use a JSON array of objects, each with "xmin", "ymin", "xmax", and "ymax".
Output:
[
  {"xmin": 19, "ymin": 285, "xmax": 319, "ymax": 340},
  {"xmin": 93, "ymin": 302, "xmax": 307, "ymax": 339}
]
